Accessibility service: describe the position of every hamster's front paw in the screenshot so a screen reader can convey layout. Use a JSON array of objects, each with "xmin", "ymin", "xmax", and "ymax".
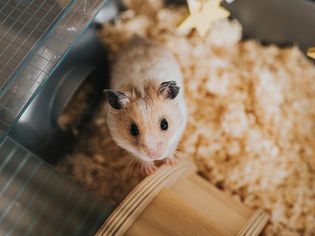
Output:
[
  {"xmin": 164, "ymin": 157, "xmax": 177, "ymax": 166},
  {"xmin": 140, "ymin": 162, "xmax": 157, "ymax": 177}
]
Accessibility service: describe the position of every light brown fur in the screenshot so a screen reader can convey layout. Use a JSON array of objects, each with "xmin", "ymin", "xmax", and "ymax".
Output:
[
  {"xmin": 107, "ymin": 80, "xmax": 184, "ymax": 162},
  {"xmin": 105, "ymin": 38, "xmax": 187, "ymax": 176}
]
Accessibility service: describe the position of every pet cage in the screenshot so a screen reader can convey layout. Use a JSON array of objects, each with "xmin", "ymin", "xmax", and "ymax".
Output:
[
  {"xmin": 1, "ymin": 0, "xmax": 314, "ymax": 235},
  {"xmin": 0, "ymin": 0, "xmax": 118, "ymax": 235}
]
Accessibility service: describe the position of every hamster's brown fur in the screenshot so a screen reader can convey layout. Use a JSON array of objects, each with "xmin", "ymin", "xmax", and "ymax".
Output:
[{"xmin": 105, "ymin": 38, "xmax": 187, "ymax": 175}]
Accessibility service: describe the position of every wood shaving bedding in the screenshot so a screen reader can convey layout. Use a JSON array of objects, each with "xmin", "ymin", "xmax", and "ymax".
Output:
[{"xmin": 58, "ymin": 1, "xmax": 315, "ymax": 235}]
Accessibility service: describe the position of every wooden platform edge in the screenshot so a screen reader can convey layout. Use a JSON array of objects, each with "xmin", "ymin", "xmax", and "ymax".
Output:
[
  {"xmin": 95, "ymin": 159, "xmax": 194, "ymax": 236},
  {"xmin": 95, "ymin": 157, "xmax": 269, "ymax": 236},
  {"xmin": 237, "ymin": 209, "xmax": 269, "ymax": 236}
]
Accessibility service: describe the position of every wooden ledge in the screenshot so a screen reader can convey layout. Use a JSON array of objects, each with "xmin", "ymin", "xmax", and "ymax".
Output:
[{"xmin": 96, "ymin": 159, "xmax": 269, "ymax": 236}]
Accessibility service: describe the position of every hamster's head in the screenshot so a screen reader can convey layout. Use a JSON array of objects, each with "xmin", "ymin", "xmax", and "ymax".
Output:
[{"xmin": 104, "ymin": 81, "xmax": 184, "ymax": 162}]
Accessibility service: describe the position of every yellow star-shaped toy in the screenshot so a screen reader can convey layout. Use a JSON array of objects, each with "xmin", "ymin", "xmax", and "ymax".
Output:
[
  {"xmin": 307, "ymin": 47, "xmax": 315, "ymax": 60},
  {"xmin": 177, "ymin": 0, "xmax": 230, "ymax": 37}
]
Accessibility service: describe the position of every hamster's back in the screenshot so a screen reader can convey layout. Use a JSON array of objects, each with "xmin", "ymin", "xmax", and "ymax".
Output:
[{"xmin": 111, "ymin": 37, "xmax": 183, "ymax": 91}]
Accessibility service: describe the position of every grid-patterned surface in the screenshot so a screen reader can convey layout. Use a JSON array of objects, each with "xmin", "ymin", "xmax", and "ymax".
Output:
[
  {"xmin": 0, "ymin": 0, "xmax": 105, "ymax": 140},
  {"xmin": 0, "ymin": 137, "xmax": 116, "ymax": 236},
  {"xmin": 0, "ymin": 0, "xmax": 71, "ymax": 89}
]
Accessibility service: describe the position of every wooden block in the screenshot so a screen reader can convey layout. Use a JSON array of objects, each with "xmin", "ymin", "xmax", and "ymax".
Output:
[
  {"xmin": 126, "ymin": 189, "xmax": 234, "ymax": 236},
  {"xmin": 96, "ymin": 159, "xmax": 269, "ymax": 236},
  {"xmin": 96, "ymin": 161, "xmax": 190, "ymax": 236},
  {"xmin": 170, "ymin": 175, "xmax": 248, "ymax": 235}
]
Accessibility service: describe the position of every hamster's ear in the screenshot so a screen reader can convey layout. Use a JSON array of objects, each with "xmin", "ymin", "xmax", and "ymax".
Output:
[
  {"xmin": 103, "ymin": 89, "xmax": 129, "ymax": 109},
  {"xmin": 158, "ymin": 81, "xmax": 180, "ymax": 100}
]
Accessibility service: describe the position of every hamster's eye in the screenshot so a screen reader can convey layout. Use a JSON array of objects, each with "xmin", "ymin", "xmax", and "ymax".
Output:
[
  {"xmin": 160, "ymin": 119, "xmax": 168, "ymax": 131},
  {"xmin": 130, "ymin": 123, "xmax": 139, "ymax": 136}
]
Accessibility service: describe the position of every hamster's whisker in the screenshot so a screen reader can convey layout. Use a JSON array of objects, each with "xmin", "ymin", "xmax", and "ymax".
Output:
[
  {"xmin": 124, "ymin": 156, "xmax": 133, "ymax": 176},
  {"xmin": 126, "ymin": 155, "xmax": 139, "ymax": 178},
  {"xmin": 129, "ymin": 159, "xmax": 138, "ymax": 176},
  {"xmin": 126, "ymin": 156, "xmax": 135, "ymax": 176},
  {"xmin": 125, "ymin": 157, "xmax": 133, "ymax": 169},
  {"xmin": 126, "ymin": 155, "xmax": 134, "ymax": 164},
  {"xmin": 137, "ymin": 160, "xmax": 147, "ymax": 180}
]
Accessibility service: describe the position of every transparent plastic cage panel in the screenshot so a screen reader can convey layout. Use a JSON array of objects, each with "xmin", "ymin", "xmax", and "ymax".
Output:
[
  {"xmin": 0, "ymin": 0, "xmax": 106, "ymax": 140},
  {"xmin": 0, "ymin": 137, "xmax": 116, "ymax": 236}
]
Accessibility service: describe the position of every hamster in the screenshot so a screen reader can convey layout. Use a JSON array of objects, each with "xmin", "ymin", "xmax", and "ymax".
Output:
[{"xmin": 104, "ymin": 38, "xmax": 187, "ymax": 176}]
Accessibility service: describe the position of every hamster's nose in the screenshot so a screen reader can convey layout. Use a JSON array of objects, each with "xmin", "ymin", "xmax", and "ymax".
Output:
[{"xmin": 146, "ymin": 148, "xmax": 159, "ymax": 159}]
